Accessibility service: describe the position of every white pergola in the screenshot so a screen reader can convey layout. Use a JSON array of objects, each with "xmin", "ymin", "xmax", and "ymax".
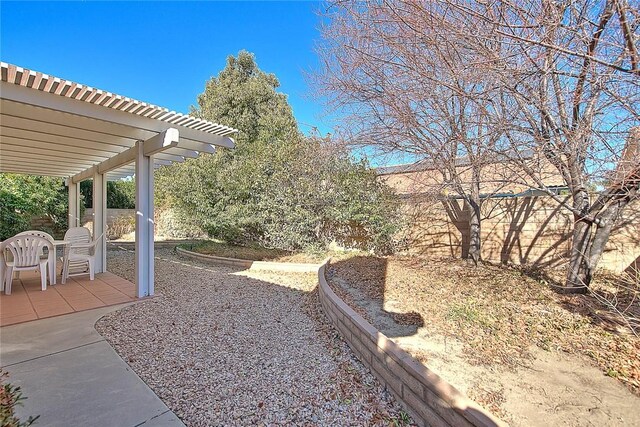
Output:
[{"xmin": 0, "ymin": 62, "xmax": 237, "ymax": 297}]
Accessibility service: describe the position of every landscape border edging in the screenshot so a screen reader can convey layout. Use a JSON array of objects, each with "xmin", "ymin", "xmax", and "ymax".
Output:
[
  {"xmin": 175, "ymin": 246, "xmax": 323, "ymax": 272},
  {"xmin": 317, "ymin": 261, "xmax": 505, "ymax": 427},
  {"xmin": 108, "ymin": 240, "xmax": 200, "ymax": 250}
]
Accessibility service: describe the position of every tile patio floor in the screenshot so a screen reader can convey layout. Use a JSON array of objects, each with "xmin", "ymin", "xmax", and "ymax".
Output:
[{"xmin": 1, "ymin": 270, "xmax": 136, "ymax": 327}]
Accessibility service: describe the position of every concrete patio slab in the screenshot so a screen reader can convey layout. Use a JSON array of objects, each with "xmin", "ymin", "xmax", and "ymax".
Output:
[
  {"xmin": 1, "ymin": 305, "xmax": 184, "ymax": 427},
  {"xmin": 1, "ymin": 270, "xmax": 137, "ymax": 327}
]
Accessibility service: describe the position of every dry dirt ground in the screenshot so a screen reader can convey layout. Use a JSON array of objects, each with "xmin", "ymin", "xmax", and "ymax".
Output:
[
  {"xmin": 97, "ymin": 249, "xmax": 412, "ymax": 426},
  {"xmin": 327, "ymin": 256, "xmax": 640, "ymax": 427}
]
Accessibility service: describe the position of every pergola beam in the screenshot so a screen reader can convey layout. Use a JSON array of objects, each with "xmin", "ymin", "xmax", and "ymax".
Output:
[
  {"xmin": 155, "ymin": 152, "xmax": 185, "ymax": 163},
  {"xmin": 1, "ymin": 115, "xmax": 136, "ymax": 151},
  {"xmin": 0, "ymin": 167, "xmax": 69, "ymax": 177},
  {"xmin": 70, "ymin": 128, "xmax": 180, "ymax": 183},
  {"xmin": 142, "ymin": 127, "xmax": 180, "ymax": 155},
  {"xmin": 0, "ymin": 113, "xmax": 138, "ymax": 147},
  {"xmin": 0, "ymin": 156, "xmax": 91, "ymax": 171},
  {"xmin": 164, "ymin": 147, "xmax": 199, "ymax": 158},
  {"xmin": 71, "ymin": 167, "xmax": 96, "ymax": 184},
  {"xmin": 97, "ymin": 150, "xmax": 134, "ymax": 175},
  {"xmin": 1, "ymin": 136, "xmax": 123, "ymax": 158},
  {"xmin": 1, "ymin": 146, "xmax": 109, "ymax": 163}
]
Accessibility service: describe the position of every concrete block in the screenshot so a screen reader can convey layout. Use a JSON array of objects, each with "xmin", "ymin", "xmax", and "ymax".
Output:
[{"xmin": 403, "ymin": 386, "xmax": 449, "ymax": 427}]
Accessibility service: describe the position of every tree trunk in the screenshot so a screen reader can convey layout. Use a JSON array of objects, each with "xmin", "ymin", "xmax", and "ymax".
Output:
[
  {"xmin": 565, "ymin": 199, "xmax": 626, "ymax": 293},
  {"xmin": 468, "ymin": 198, "xmax": 482, "ymax": 266},
  {"xmin": 565, "ymin": 217, "xmax": 593, "ymax": 293}
]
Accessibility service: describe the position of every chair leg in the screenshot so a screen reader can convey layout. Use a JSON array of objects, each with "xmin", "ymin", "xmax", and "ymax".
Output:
[
  {"xmin": 49, "ymin": 253, "xmax": 56, "ymax": 286},
  {"xmin": 41, "ymin": 266, "xmax": 47, "ymax": 291},
  {"xmin": 61, "ymin": 257, "xmax": 69, "ymax": 284},
  {"xmin": 5, "ymin": 267, "xmax": 13, "ymax": 295},
  {"xmin": 88, "ymin": 258, "xmax": 95, "ymax": 281}
]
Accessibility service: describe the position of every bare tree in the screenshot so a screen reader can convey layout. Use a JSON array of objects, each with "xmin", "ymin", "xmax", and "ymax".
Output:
[
  {"xmin": 453, "ymin": 0, "xmax": 640, "ymax": 292},
  {"xmin": 317, "ymin": 0, "xmax": 639, "ymax": 291},
  {"xmin": 315, "ymin": 0, "xmax": 514, "ymax": 265}
]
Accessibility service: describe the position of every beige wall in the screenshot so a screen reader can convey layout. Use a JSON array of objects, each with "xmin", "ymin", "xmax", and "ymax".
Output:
[
  {"xmin": 379, "ymin": 160, "xmax": 638, "ymax": 274},
  {"xmin": 402, "ymin": 195, "xmax": 639, "ymax": 273},
  {"xmin": 380, "ymin": 157, "xmax": 564, "ymax": 197}
]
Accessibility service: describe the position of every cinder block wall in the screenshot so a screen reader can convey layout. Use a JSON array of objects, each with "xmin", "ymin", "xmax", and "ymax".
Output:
[{"xmin": 403, "ymin": 196, "xmax": 639, "ymax": 273}]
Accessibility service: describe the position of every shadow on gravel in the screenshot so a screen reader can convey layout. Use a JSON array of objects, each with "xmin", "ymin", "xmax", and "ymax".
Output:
[
  {"xmin": 100, "ymin": 249, "xmax": 409, "ymax": 426},
  {"xmin": 326, "ymin": 256, "xmax": 424, "ymax": 338}
]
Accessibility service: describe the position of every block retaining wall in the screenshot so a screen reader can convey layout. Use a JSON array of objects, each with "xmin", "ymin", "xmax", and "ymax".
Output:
[
  {"xmin": 317, "ymin": 263, "xmax": 505, "ymax": 427},
  {"xmin": 108, "ymin": 240, "xmax": 200, "ymax": 250}
]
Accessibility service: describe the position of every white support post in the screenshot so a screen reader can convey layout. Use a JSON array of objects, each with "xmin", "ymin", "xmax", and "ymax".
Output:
[
  {"xmin": 135, "ymin": 140, "xmax": 155, "ymax": 297},
  {"xmin": 148, "ymin": 152, "xmax": 155, "ymax": 296},
  {"xmin": 93, "ymin": 171, "xmax": 107, "ymax": 273},
  {"xmin": 66, "ymin": 179, "xmax": 80, "ymax": 227}
]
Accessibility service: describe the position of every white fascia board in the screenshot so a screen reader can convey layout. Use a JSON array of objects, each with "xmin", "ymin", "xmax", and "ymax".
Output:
[{"xmin": 1, "ymin": 82, "xmax": 235, "ymax": 148}]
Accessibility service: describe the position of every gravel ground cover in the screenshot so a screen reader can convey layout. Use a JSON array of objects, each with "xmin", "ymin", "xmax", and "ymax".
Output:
[
  {"xmin": 96, "ymin": 249, "xmax": 410, "ymax": 426},
  {"xmin": 185, "ymin": 240, "xmax": 371, "ymax": 264}
]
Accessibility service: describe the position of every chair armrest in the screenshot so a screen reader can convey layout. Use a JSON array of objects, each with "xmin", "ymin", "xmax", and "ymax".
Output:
[
  {"xmin": 69, "ymin": 234, "xmax": 103, "ymax": 255},
  {"xmin": 70, "ymin": 243, "xmax": 95, "ymax": 249}
]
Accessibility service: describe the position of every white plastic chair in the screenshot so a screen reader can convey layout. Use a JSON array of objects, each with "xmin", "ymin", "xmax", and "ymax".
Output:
[
  {"xmin": 62, "ymin": 227, "xmax": 103, "ymax": 282},
  {"xmin": 15, "ymin": 230, "xmax": 55, "ymax": 284},
  {"xmin": 0, "ymin": 240, "xmax": 7, "ymax": 293},
  {"xmin": 3, "ymin": 235, "xmax": 52, "ymax": 295}
]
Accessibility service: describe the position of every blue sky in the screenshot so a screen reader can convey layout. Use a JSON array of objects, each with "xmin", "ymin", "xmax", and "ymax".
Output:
[{"xmin": 0, "ymin": 1, "xmax": 334, "ymax": 135}]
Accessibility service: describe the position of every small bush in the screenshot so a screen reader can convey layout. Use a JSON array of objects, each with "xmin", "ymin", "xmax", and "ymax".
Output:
[
  {"xmin": 107, "ymin": 215, "xmax": 136, "ymax": 240},
  {"xmin": 1, "ymin": 371, "xmax": 39, "ymax": 427}
]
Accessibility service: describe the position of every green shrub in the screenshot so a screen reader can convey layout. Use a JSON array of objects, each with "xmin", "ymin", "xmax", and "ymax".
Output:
[
  {"xmin": 155, "ymin": 51, "xmax": 401, "ymax": 253},
  {"xmin": 0, "ymin": 174, "xmax": 68, "ymax": 240},
  {"xmin": 0, "ymin": 191, "xmax": 31, "ymax": 241},
  {"xmin": 81, "ymin": 180, "xmax": 135, "ymax": 209}
]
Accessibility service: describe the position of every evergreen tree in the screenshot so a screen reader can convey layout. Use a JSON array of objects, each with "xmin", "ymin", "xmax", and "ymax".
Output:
[{"xmin": 157, "ymin": 51, "xmax": 399, "ymax": 252}]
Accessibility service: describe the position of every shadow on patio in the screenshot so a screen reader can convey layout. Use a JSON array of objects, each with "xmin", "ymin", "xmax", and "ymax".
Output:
[{"xmin": 1, "ymin": 270, "xmax": 137, "ymax": 327}]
